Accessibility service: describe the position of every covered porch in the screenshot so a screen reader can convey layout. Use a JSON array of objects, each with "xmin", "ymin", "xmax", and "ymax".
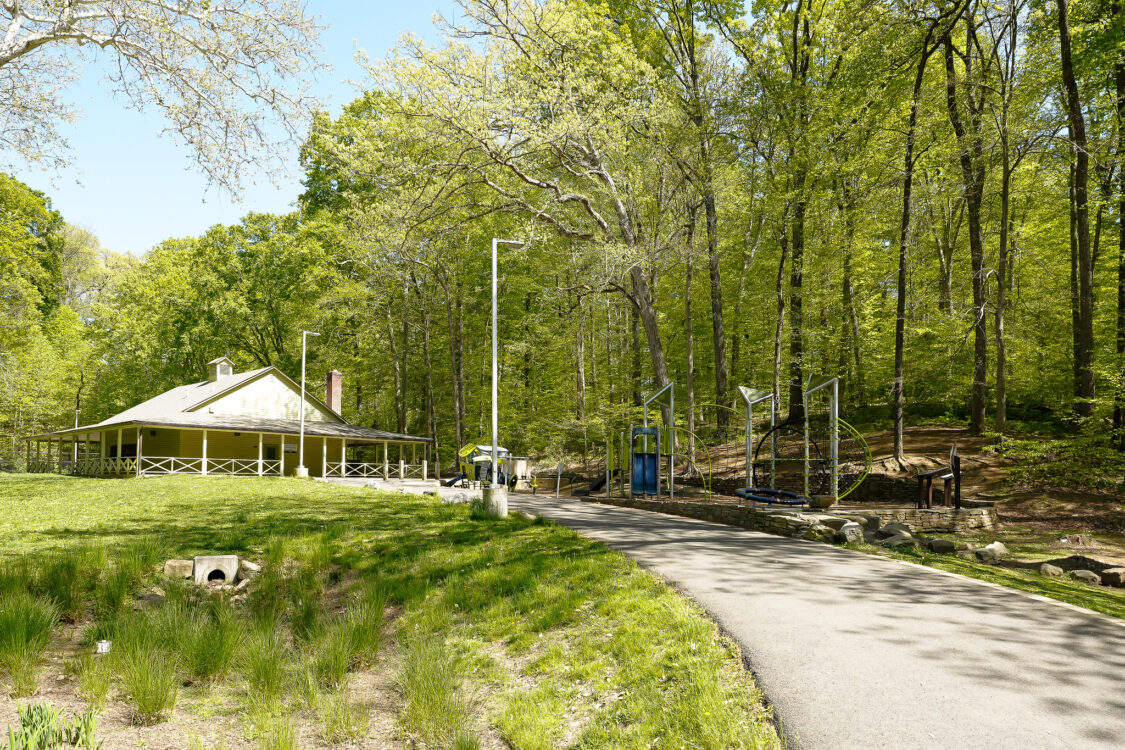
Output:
[{"xmin": 24, "ymin": 421, "xmax": 430, "ymax": 479}]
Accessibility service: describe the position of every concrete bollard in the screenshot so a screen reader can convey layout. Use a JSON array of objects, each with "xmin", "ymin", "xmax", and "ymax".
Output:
[{"xmin": 482, "ymin": 485, "xmax": 508, "ymax": 518}]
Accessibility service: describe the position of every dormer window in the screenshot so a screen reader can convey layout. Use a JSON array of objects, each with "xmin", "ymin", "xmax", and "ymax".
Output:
[{"xmin": 207, "ymin": 357, "xmax": 235, "ymax": 382}]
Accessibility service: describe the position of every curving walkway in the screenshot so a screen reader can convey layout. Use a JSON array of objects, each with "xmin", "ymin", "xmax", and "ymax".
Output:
[{"xmin": 509, "ymin": 495, "xmax": 1125, "ymax": 750}]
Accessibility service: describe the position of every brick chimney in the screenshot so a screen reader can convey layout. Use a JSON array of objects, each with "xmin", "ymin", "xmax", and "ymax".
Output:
[{"xmin": 326, "ymin": 370, "xmax": 342, "ymax": 415}]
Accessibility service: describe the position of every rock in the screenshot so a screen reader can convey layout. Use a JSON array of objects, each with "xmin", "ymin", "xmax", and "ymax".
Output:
[
  {"xmin": 238, "ymin": 559, "xmax": 261, "ymax": 580},
  {"xmin": 802, "ymin": 524, "xmax": 836, "ymax": 543},
  {"xmin": 1070, "ymin": 569, "xmax": 1101, "ymax": 585},
  {"xmin": 193, "ymin": 555, "xmax": 239, "ymax": 585},
  {"xmin": 163, "ymin": 559, "xmax": 194, "ymax": 578},
  {"xmin": 819, "ymin": 516, "xmax": 849, "ymax": 531},
  {"xmin": 954, "ymin": 549, "xmax": 979, "ymax": 560},
  {"xmin": 1100, "ymin": 568, "xmax": 1125, "ymax": 587},
  {"xmin": 136, "ymin": 592, "xmax": 164, "ymax": 608},
  {"xmin": 836, "ymin": 522, "xmax": 865, "ymax": 545},
  {"xmin": 423, "ymin": 490, "xmax": 438, "ymax": 497},
  {"xmin": 878, "ymin": 522, "xmax": 912, "ymax": 539},
  {"xmin": 955, "ymin": 542, "xmax": 975, "ymax": 551},
  {"xmin": 1058, "ymin": 533, "xmax": 1092, "ymax": 546},
  {"xmin": 927, "ymin": 539, "xmax": 956, "ymax": 554},
  {"xmin": 974, "ymin": 548, "xmax": 1001, "ymax": 564},
  {"xmin": 882, "ymin": 534, "xmax": 919, "ymax": 550},
  {"xmin": 863, "ymin": 530, "xmax": 880, "ymax": 544},
  {"xmin": 985, "ymin": 541, "xmax": 1012, "ymax": 559},
  {"xmin": 235, "ymin": 578, "xmax": 251, "ymax": 591},
  {"xmin": 442, "ymin": 492, "xmax": 471, "ymax": 504},
  {"xmin": 1039, "ymin": 563, "xmax": 1064, "ymax": 577}
]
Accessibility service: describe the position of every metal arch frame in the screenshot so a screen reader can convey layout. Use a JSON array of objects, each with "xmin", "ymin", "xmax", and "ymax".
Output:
[
  {"xmin": 738, "ymin": 386, "xmax": 776, "ymax": 489},
  {"xmin": 642, "ymin": 383, "xmax": 675, "ymax": 498},
  {"xmin": 803, "ymin": 374, "xmax": 839, "ymax": 499}
]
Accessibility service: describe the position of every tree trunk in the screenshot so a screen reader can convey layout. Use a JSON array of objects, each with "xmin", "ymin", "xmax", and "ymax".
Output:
[
  {"xmin": 1116, "ymin": 0, "xmax": 1125, "ymax": 446},
  {"xmin": 631, "ymin": 302, "xmax": 643, "ymax": 406},
  {"xmin": 943, "ymin": 27, "xmax": 989, "ymax": 434},
  {"xmin": 685, "ymin": 207, "xmax": 697, "ymax": 468},
  {"xmin": 787, "ymin": 177, "xmax": 806, "ymax": 420},
  {"xmin": 996, "ymin": 165, "xmax": 1011, "ymax": 434},
  {"xmin": 774, "ymin": 218, "xmax": 790, "ymax": 412},
  {"xmin": 1058, "ymin": 0, "xmax": 1096, "ymax": 418},
  {"xmin": 421, "ymin": 296, "xmax": 440, "ymax": 476},
  {"xmin": 576, "ymin": 295, "xmax": 586, "ymax": 420},
  {"xmin": 444, "ymin": 280, "xmax": 464, "ymax": 451},
  {"xmin": 630, "ymin": 265, "xmax": 670, "ymax": 389}
]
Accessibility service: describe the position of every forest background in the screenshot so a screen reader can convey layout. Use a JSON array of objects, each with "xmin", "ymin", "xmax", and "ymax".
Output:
[{"xmin": 3, "ymin": 0, "xmax": 1124, "ymax": 480}]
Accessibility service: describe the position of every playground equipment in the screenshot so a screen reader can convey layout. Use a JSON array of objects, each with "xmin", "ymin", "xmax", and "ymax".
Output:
[
  {"xmin": 454, "ymin": 443, "xmax": 533, "ymax": 489},
  {"xmin": 735, "ymin": 375, "xmax": 871, "ymax": 507},
  {"xmin": 630, "ymin": 426, "xmax": 661, "ymax": 498}
]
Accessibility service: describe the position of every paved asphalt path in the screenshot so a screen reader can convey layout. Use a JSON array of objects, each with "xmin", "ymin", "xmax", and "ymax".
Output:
[{"xmin": 509, "ymin": 495, "xmax": 1125, "ymax": 750}]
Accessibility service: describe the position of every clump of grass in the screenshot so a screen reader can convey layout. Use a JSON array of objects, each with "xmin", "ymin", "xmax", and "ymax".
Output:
[
  {"xmin": 67, "ymin": 654, "xmax": 112, "ymax": 710},
  {"xmin": 320, "ymin": 689, "xmax": 369, "ymax": 742},
  {"xmin": 38, "ymin": 550, "xmax": 87, "ymax": 623},
  {"xmin": 182, "ymin": 601, "xmax": 243, "ymax": 684},
  {"xmin": 250, "ymin": 707, "xmax": 297, "ymax": 750},
  {"xmin": 118, "ymin": 643, "xmax": 178, "ymax": 724},
  {"xmin": 287, "ymin": 575, "xmax": 324, "ymax": 642},
  {"xmin": 95, "ymin": 565, "xmax": 138, "ymax": 617},
  {"xmin": 346, "ymin": 583, "xmax": 386, "ymax": 668},
  {"xmin": 241, "ymin": 627, "xmax": 288, "ymax": 699},
  {"xmin": 398, "ymin": 637, "xmax": 479, "ymax": 749},
  {"xmin": 0, "ymin": 560, "xmax": 32, "ymax": 597},
  {"xmin": 309, "ymin": 624, "xmax": 352, "ymax": 690},
  {"xmin": 0, "ymin": 592, "xmax": 59, "ymax": 696}
]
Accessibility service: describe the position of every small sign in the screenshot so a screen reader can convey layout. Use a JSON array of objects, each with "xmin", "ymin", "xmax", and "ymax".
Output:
[{"xmin": 283, "ymin": 443, "xmax": 298, "ymax": 453}]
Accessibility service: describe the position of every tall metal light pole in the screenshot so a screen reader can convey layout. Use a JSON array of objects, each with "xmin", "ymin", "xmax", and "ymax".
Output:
[
  {"xmin": 296, "ymin": 330, "xmax": 320, "ymax": 478},
  {"xmin": 491, "ymin": 238, "xmax": 523, "ymax": 487}
]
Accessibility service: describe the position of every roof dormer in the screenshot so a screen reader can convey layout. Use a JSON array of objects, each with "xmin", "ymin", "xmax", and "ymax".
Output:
[{"xmin": 207, "ymin": 357, "xmax": 236, "ymax": 382}]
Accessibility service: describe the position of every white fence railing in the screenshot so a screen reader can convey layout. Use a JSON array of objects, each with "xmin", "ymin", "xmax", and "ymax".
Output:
[
  {"xmin": 141, "ymin": 457, "xmax": 282, "ymax": 476},
  {"xmin": 325, "ymin": 461, "xmax": 427, "ymax": 480}
]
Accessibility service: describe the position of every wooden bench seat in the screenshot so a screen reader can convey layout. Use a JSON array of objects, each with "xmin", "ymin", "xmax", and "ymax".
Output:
[{"xmin": 914, "ymin": 446, "xmax": 961, "ymax": 510}]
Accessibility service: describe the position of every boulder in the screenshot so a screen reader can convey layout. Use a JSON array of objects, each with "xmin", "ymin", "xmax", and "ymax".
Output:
[
  {"xmin": 163, "ymin": 559, "xmax": 194, "ymax": 578},
  {"xmin": 1070, "ymin": 569, "xmax": 1102, "ymax": 585},
  {"xmin": 879, "ymin": 522, "xmax": 913, "ymax": 539},
  {"xmin": 235, "ymin": 578, "xmax": 251, "ymax": 591},
  {"xmin": 818, "ymin": 516, "xmax": 850, "ymax": 531},
  {"xmin": 1039, "ymin": 563, "xmax": 1064, "ymax": 578},
  {"xmin": 836, "ymin": 522, "xmax": 865, "ymax": 545},
  {"xmin": 974, "ymin": 547, "xmax": 1001, "ymax": 564},
  {"xmin": 863, "ymin": 530, "xmax": 880, "ymax": 544},
  {"xmin": 238, "ymin": 559, "xmax": 261, "ymax": 580},
  {"xmin": 802, "ymin": 524, "xmax": 836, "ymax": 543},
  {"xmin": 982, "ymin": 541, "xmax": 1009, "ymax": 558},
  {"xmin": 955, "ymin": 542, "xmax": 975, "ymax": 551},
  {"xmin": 882, "ymin": 534, "xmax": 919, "ymax": 550},
  {"xmin": 927, "ymin": 539, "xmax": 956, "ymax": 554},
  {"xmin": 954, "ymin": 549, "xmax": 979, "ymax": 561},
  {"xmin": 1100, "ymin": 568, "xmax": 1125, "ymax": 587}
]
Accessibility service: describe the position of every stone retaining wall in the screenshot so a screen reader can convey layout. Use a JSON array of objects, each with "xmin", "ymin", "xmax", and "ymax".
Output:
[{"xmin": 589, "ymin": 496, "xmax": 997, "ymax": 536}]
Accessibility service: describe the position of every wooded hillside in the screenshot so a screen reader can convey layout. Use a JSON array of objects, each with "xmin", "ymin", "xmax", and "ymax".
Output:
[{"xmin": 3, "ymin": 0, "xmax": 1124, "ymax": 475}]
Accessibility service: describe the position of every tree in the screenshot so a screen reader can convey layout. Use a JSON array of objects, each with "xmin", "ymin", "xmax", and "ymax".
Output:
[{"xmin": 0, "ymin": 0, "xmax": 324, "ymax": 191}]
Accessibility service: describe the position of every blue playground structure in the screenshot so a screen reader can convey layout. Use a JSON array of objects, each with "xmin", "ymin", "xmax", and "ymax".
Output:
[{"xmin": 630, "ymin": 426, "xmax": 661, "ymax": 498}]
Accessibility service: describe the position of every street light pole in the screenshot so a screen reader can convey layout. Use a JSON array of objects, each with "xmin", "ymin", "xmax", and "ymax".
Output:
[
  {"xmin": 491, "ymin": 238, "xmax": 523, "ymax": 488},
  {"xmin": 296, "ymin": 330, "xmax": 320, "ymax": 478}
]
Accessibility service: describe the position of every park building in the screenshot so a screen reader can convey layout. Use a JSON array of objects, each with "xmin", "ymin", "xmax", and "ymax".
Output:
[{"xmin": 22, "ymin": 357, "xmax": 430, "ymax": 479}]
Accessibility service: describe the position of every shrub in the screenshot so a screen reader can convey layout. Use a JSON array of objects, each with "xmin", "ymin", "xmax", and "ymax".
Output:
[
  {"xmin": 119, "ymin": 644, "xmax": 178, "ymax": 724},
  {"xmin": 0, "ymin": 592, "xmax": 59, "ymax": 696},
  {"xmin": 320, "ymin": 689, "xmax": 369, "ymax": 742}
]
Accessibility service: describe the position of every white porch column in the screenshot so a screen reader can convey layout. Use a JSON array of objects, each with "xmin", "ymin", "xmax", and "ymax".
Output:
[
  {"xmin": 257, "ymin": 433, "xmax": 263, "ymax": 476},
  {"xmin": 399, "ymin": 458, "xmax": 405, "ymax": 479},
  {"xmin": 422, "ymin": 459, "xmax": 428, "ymax": 480},
  {"xmin": 136, "ymin": 427, "xmax": 144, "ymax": 477},
  {"xmin": 383, "ymin": 441, "xmax": 389, "ymax": 480},
  {"xmin": 201, "ymin": 429, "xmax": 208, "ymax": 475},
  {"xmin": 57, "ymin": 438, "xmax": 63, "ymax": 473},
  {"xmin": 279, "ymin": 434, "xmax": 286, "ymax": 475},
  {"xmin": 117, "ymin": 428, "xmax": 123, "ymax": 472},
  {"xmin": 341, "ymin": 438, "xmax": 347, "ymax": 476},
  {"xmin": 321, "ymin": 437, "xmax": 327, "ymax": 477}
]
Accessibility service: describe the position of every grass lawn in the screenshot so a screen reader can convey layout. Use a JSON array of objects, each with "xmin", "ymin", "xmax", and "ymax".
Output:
[
  {"xmin": 849, "ymin": 542, "xmax": 1125, "ymax": 620},
  {"xmin": 0, "ymin": 474, "xmax": 780, "ymax": 749}
]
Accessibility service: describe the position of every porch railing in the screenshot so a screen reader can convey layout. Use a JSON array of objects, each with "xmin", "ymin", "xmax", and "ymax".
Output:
[
  {"xmin": 325, "ymin": 461, "xmax": 427, "ymax": 480},
  {"xmin": 141, "ymin": 457, "xmax": 282, "ymax": 476}
]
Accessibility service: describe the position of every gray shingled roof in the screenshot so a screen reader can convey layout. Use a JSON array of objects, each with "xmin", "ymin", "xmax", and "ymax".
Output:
[{"xmin": 24, "ymin": 367, "xmax": 430, "ymax": 444}]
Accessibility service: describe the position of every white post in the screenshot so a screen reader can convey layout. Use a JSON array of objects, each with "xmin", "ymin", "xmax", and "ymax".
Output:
[
  {"xmin": 831, "ymin": 378, "xmax": 839, "ymax": 499},
  {"xmin": 383, "ymin": 441, "xmax": 389, "ymax": 479},
  {"xmin": 422, "ymin": 459, "xmax": 428, "ymax": 480},
  {"xmin": 117, "ymin": 427, "xmax": 123, "ymax": 469},
  {"xmin": 136, "ymin": 427, "xmax": 143, "ymax": 477},
  {"xmin": 257, "ymin": 433, "xmax": 263, "ymax": 476},
  {"xmin": 321, "ymin": 437, "xmax": 327, "ymax": 477},
  {"xmin": 492, "ymin": 237, "xmax": 499, "ymax": 488},
  {"xmin": 202, "ymin": 429, "xmax": 208, "ymax": 475},
  {"xmin": 279, "ymin": 434, "xmax": 286, "ymax": 475},
  {"xmin": 297, "ymin": 330, "xmax": 320, "ymax": 478},
  {"xmin": 341, "ymin": 438, "xmax": 347, "ymax": 475},
  {"xmin": 399, "ymin": 459, "xmax": 405, "ymax": 479}
]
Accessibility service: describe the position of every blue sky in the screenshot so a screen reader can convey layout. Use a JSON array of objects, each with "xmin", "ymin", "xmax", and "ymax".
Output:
[{"xmin": 8, "ymin": 1, "xmax": 456, "ymax": 257}]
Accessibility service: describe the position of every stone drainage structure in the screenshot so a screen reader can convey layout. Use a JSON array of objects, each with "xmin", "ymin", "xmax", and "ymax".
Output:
[{"xmin": 163, "ymin": 555, "xmax": 261, "ymax": 590}]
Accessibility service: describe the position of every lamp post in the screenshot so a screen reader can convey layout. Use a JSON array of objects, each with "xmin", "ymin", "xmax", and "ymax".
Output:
[
  {"xmin": 489, "ymin": 238, "xmax": 523, "ymax": 510},
  {"xmin": 296, "ymin": 330, "xmax": 320, "ymax": 478}
]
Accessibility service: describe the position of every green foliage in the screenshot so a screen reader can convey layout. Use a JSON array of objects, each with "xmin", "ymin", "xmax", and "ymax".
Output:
[
  {"xmin": 398, "ymin": 637, "xmax": 479, "ymax": 750},
  {"xmin": 182, "ymin": 600, "xmax": 244, "ymax": 684},
  {"xmin": 0, "ymin": 593, "xmax": 58, "ymax": 696},
  {"xmin": 985, "ymin": 434, "xmax": 1125, "ymax": 493},
  {"xmin": 2, "ymin": 703, "xmax": 101, "ymax": 750},
  {"xmin": 66, "ymin": 655, "xmax": 111, "ymax": 711},
  {"xmin": 318, "ymin": 689, "xmax": 369, "ymax": 742},
  {"xmin": 118, "ymin": 643, "xmax": 178, "ymax": 725}
]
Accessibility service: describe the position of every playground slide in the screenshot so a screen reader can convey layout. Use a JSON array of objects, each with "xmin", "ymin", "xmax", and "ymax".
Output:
[
  {"xmin": 573, "ymin": 468, "xmax": 620, "ymax": 497},
  {"xmin": 441, "ymin": 473, "xmax": 465, "ymax": 487}
]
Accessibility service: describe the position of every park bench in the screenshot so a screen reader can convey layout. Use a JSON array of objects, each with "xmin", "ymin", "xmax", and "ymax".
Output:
[{"xmin": 914, "ymin": 445, "xmax": 961, "ymax": 510}]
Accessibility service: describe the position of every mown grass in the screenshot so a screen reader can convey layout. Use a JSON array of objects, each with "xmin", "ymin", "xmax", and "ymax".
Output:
[
  {"xmin": 851, "ymin": 542, "xmax": 1125, "ymax": 619},
  {"xmin": 0, "ymin": 474, "xmax": 779, "ymax": 748}
]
